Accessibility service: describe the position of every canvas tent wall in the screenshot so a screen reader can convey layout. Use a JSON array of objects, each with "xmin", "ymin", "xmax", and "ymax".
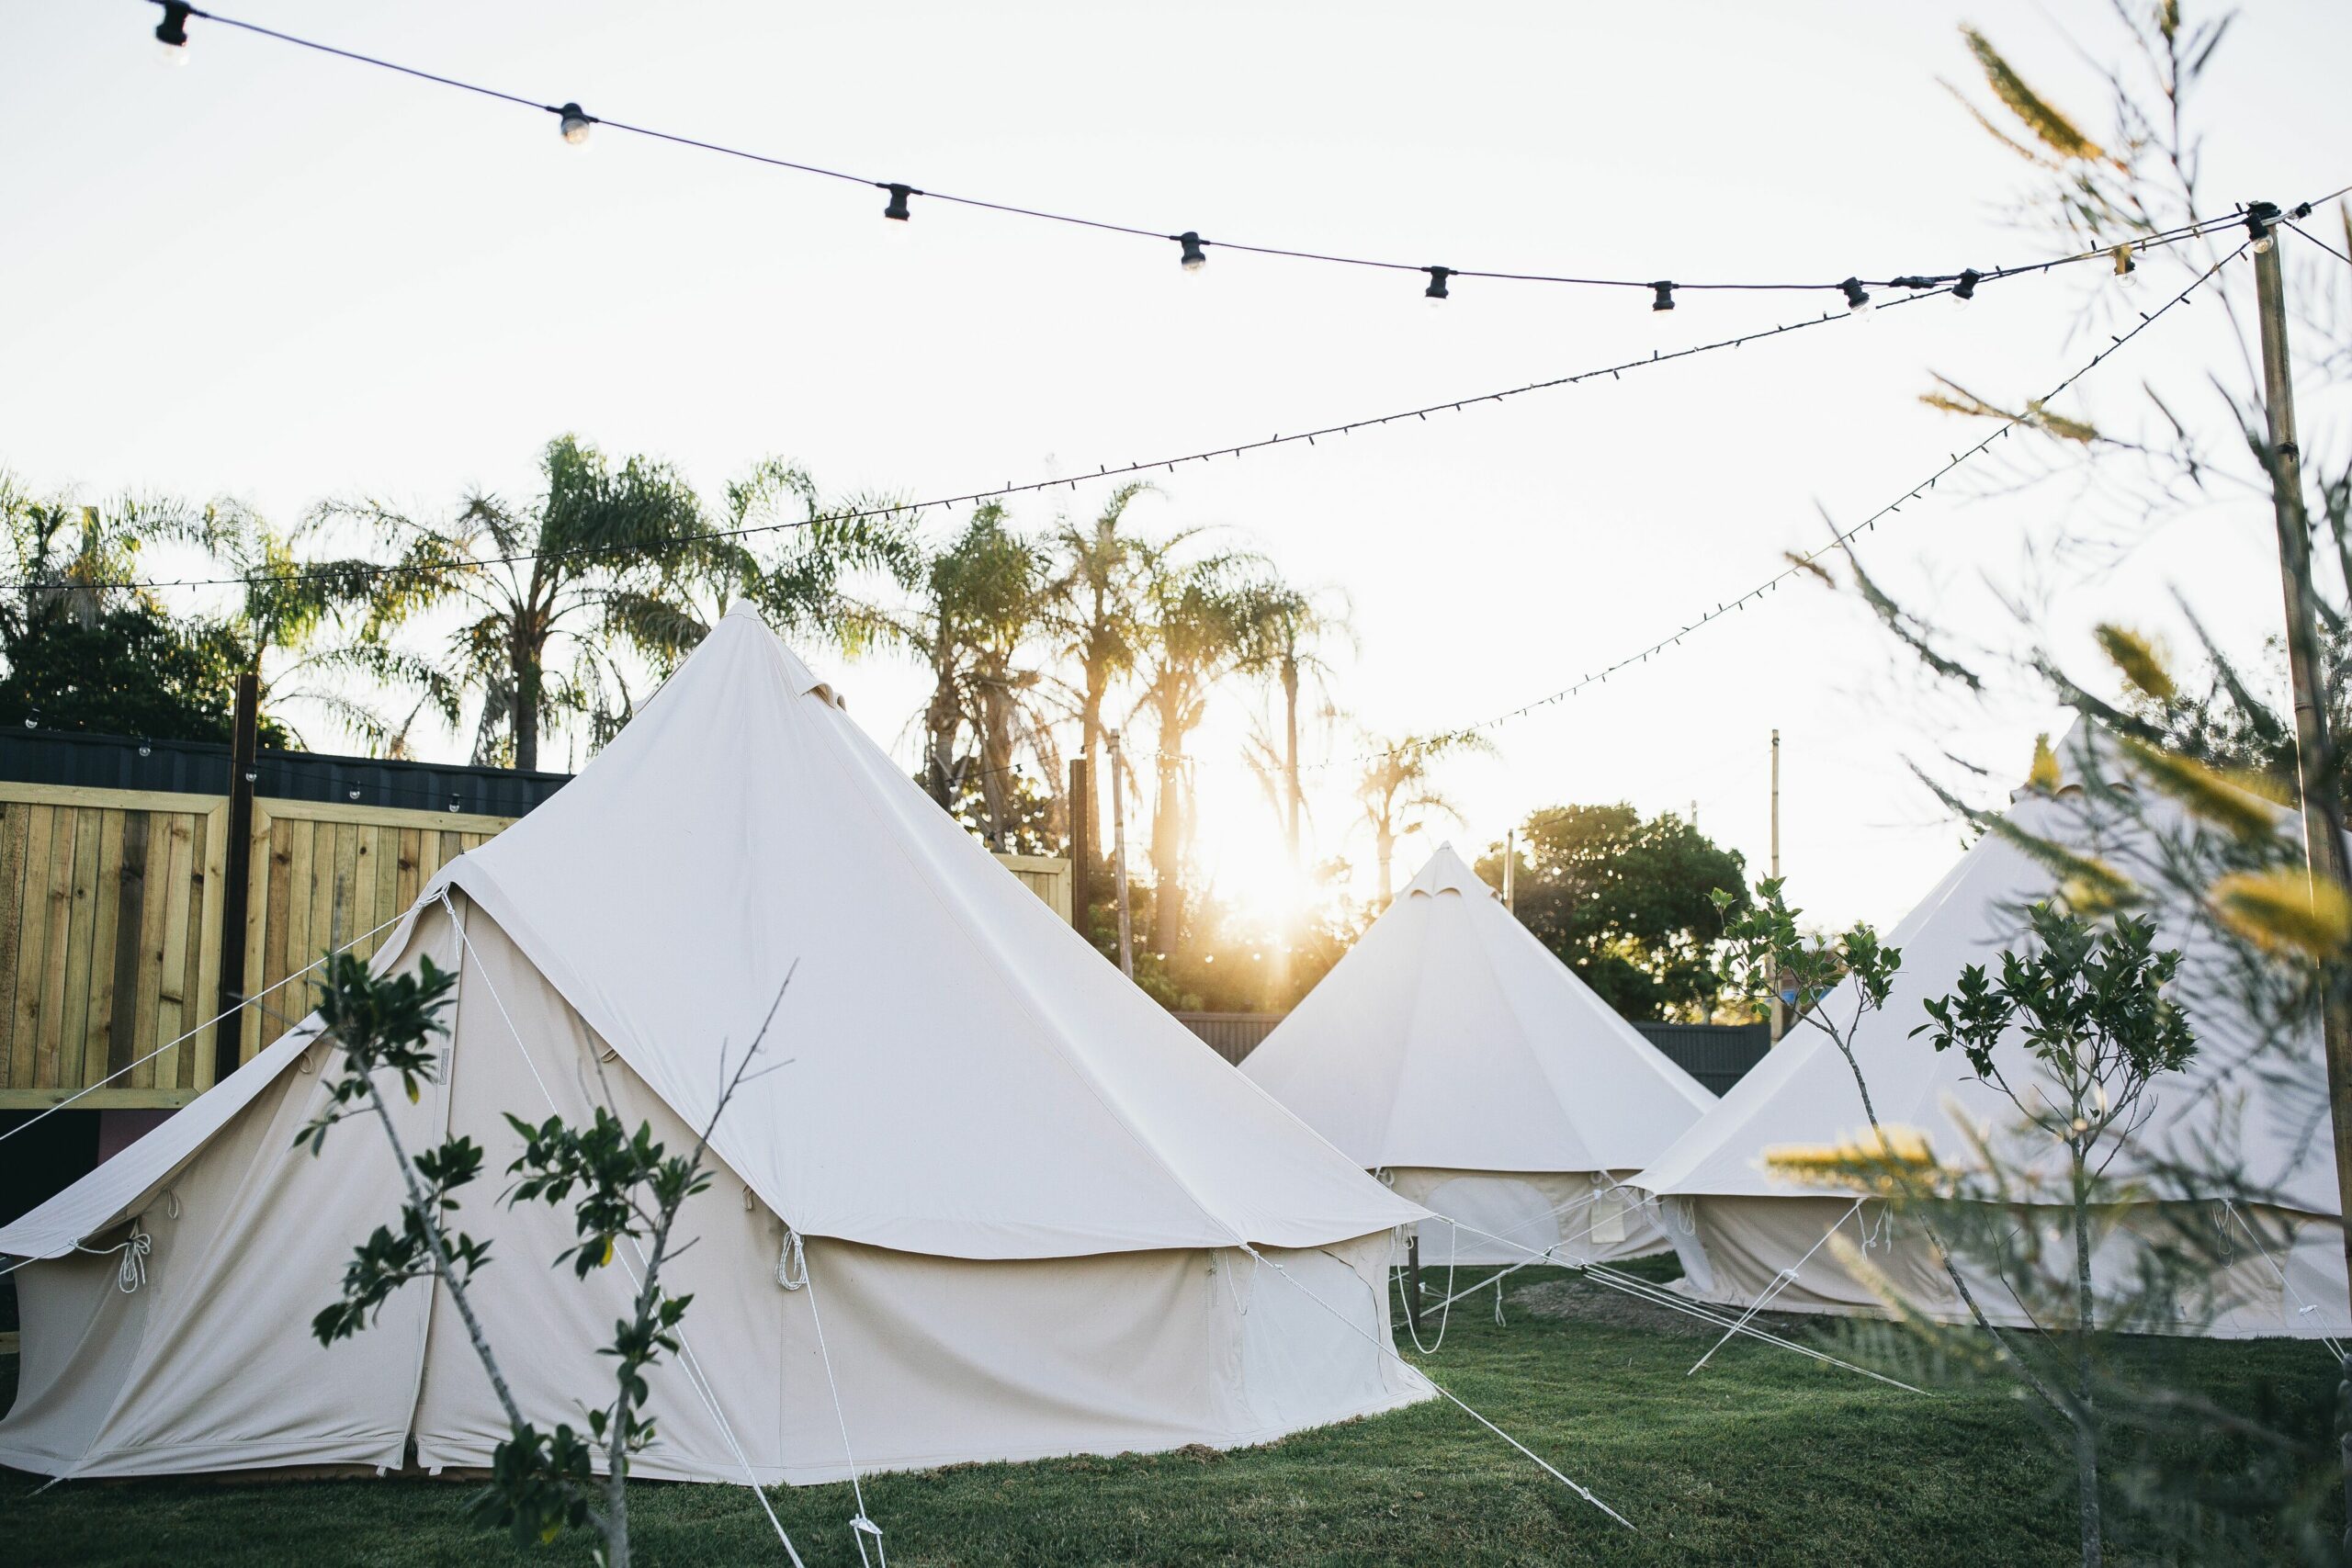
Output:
[
  {"xmin": 1242, "ymin": 845, "xmax": 1716, "ymax": 1267},
  {"xmin": 0, "ymin": 610, "xmax": 1431, "ymax": 1481},
  {"xmin": 1632, "ymin": 745, "xmax": 2350, "ymax": 1341}
]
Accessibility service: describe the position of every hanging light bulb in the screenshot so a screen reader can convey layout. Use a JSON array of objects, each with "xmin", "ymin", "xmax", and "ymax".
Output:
[
  {"xmin": 2245, "ymin": 201, "xmax": 2278, "ymax": 254},
  {"xmin": 556, "ymin": 102, "xmax": 593, "ymax": 146},
  {"xmin": 153, "ymin": 1, "xmax": 191, "ymax": 63},
  {"xmin": 346, "ymin": 786, "xmax": 362, "ymax": 802},
  {"xmin": 1422, "ymin": 266, "xmax": 1453, "ymax": 306},
  {"xmin": 1175, "ymin": 231, "xmax": 1207, "ymax": 272},
  {"xmin": 137, "ymin": 738, "xmax": 153, "ymax": 757},
  {"xmin": 2110, "ymin": 244, "xmax": 2138, "ymax": 286},
  {"xmin": 23, "ymin": 710, "xmax": 38, "ymax": 730},
  {"xmin": 882, "ymin": 183, "xmax": 914, "ymax": 223},
  {"xmin": 1951, "ymin": 268, "xmax": 1980, "ymax": 305},
  {"xmin": 1839, "ymin": 276, "xmax": 1872, "ymax": 314},
  {"xmin": 1650, "ymin": 280, "xmax": 1676, "ymax": 312}
]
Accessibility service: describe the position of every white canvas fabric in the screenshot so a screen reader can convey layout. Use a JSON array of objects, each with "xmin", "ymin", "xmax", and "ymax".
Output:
[
  {"xmin": 1634, "ymin": 739, "xmax": 2350, "ymax": 1339},
  {"xmin": 0, "ymin": 611, "xmax": 1431, "ymax": 1480},
  {"xmin": 1243, "ymin": 845, "xmax": 1715, "ymax": 1263}
]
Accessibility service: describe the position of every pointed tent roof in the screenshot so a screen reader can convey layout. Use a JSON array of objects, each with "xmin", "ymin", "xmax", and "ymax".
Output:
[
  {"xmin": 1241, "ymin": 844, "xmax": 1715, "ymax": 1173},
  {"xmin": 2, "ymin": 610, "xmax": 1419, "ymax": 1267},
  {"xmin": 423, "ymin": 609, "xmax": 1419, "ymax": 1258},
  {"xmin": 1634, "ymin": 739, "xmax": 2340, "ymax": 1216}
]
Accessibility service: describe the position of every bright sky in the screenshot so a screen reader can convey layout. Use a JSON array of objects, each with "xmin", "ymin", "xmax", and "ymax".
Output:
[{"xmin": 6, "ymin": 0, "xmax": 2349, "ymax": 930}]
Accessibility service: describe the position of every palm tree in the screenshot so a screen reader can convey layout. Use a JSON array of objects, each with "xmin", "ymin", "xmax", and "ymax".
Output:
[
  {"xmin": 896, "ymin": 504, "xmax": 1057, "ymax": 847},
  {"xmin": 1234, "ymin": 580, "xmax": 1353, "ymax": 876},
  {"xmin": 1041, "ymin": 482, "xmax": 1175, "ymax": 852},
  {"xmin": 1132, "ymin": 550, "xmax": 1259, "ymax": 952},
  {"xmin": 1356, "ymin": 730, "xmax": 1497, "ymax": 905},
  {"xmin": 624, "ymin": 458, "xmax": 918, "ymax": 682},
  {"xmin": 193, "ymin": 501, "xmax": 456, "ymax": 754},
  {"xmin": 334, "ymin": 434, "xmax": 716, "ymax": 772}
]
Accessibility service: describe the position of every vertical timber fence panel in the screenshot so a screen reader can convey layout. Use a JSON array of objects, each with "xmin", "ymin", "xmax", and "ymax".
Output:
[
  {"xmin": 0, "ymin": 784, "xmax": 227, "ymax": 1110},
  {"xmin": 235, "ymin": 800, "xmax": 514, "ymax": 1064}
]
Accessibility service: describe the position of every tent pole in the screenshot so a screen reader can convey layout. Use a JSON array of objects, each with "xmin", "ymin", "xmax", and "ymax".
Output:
[
  {"xmin": 1106, "ymin": 730, "xmax": 1134, "ymax": 979},
  {"xmin": 213, "ymin": 669, "xmax": 260, "ymax": 1084},
  {"xmin": 1068, "ymin": 758, "xmax": 1091, "ymax": 934},
  {"xmin": 1769, "ymin": 728, "xmax": 1784, "ymax": 1044},
  {"xmin": 1406, "ymin": 1232, "xmax": 1424, "ymax": 1337}
]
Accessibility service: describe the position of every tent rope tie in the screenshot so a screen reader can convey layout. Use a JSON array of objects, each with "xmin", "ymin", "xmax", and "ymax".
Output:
[
  {"xmin": 1238, "ymin": 1241, "xmax": 1634, "ymax": 1531},
  {"xmin": 1687, "ymin": 1197, "xmax": 1865, "ymax": 1378},
  {"xmin": 441, "ymin": 894, "xmax": 808, "ymax": 1567},
  {"xmin": 776, "ymin": 1227, "xmax": 808, "ymax": 1292},
  {"xmin": 2221, "ymin": 1199, "xmax": 2346, "ymax": 1359},
  {"xmin": 76, "ymin": 1224, "xmax": 151, "ymax": 1293}
]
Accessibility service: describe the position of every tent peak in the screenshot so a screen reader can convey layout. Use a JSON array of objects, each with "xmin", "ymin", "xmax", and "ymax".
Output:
[{"xmin": 1402, "ymin": 843, "xmax": 1493, "ymax": 900}]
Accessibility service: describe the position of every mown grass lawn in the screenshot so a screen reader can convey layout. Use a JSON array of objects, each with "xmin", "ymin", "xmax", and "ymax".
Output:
[{"xmin": 6, "ymin": 1258, "xmax": 2338, "ymax": 1566}]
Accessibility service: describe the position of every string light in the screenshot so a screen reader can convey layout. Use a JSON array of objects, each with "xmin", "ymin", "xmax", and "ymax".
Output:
[
  {"xmin": 1951, "ymin": 268, "xmax": 1979, "ymax": 304},
  {"xmin": 134, "ymin": 4, "xmax": 2317, "ymax": 314},
  {"xmin": 2245, "ymin": 200, "xmax": 2278, "ymax": 254},
  {"xmin": 1839, "ymin": 276, "xmax": 1871, "ymax": 314},
  {"xmin": 2110, "ymin": 243, "xmax": 2137, "ymax": 286},
  {"xmin": 1329, "ymin": 242, "xmax": 2245, "ymax": 770},
  {"xmin": 153, "ymin": 0, "xmax": 190, "ymax": 60},
  {"xmin": 1176, "ymin": 231, "xmax": 1207, "ymax": 272},
  {"xmin": 1423, "ymin": 266, "xmax": 1453, "ymax": 305}
]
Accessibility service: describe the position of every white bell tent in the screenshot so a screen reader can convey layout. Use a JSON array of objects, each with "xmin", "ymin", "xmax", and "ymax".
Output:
[
  {"xmin": 1242, "ymin": 844, "xmax": 1716, "ymax": 1267},
  {"xmin": 0, "ymin": 608, "xmax": 1433, "ymax": 1483},
  {"xmin": 1633, "ymin": 739, "xmax": 2350, "ymax": 1341}
]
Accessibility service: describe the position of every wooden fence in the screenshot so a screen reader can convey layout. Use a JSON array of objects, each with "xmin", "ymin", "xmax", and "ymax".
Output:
[
  {"xmin": 0, "ymin": 785, "xmax": 227, "ymax": 1111},
  {"xmin": 0, "ymin": 780, "xmax": 1071, "ymax": 1111}
]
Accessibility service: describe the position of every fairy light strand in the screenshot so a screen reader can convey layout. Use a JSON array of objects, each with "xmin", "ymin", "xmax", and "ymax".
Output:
[
  {"xmin": 144, "ymin": 3, "xmax": 2303, "ymax": 302},
  {"xmin": 1340, "ymin": 243, "xmax": 2248, "ymax": 768},
  {"xmin": 19, "ymin": 217, "xmax": 2270, "ymax": 598}
]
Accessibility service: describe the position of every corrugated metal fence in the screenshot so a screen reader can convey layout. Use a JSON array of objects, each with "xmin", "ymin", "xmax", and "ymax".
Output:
[{"xmin": 1173, "ymin": 1011, "xmax": 1773, "ymax": 1095}]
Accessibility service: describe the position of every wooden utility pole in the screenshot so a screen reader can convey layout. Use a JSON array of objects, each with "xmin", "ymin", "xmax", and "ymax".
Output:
[
  {"xmin": 214, "ymin": 670, "xmax": 261, "ymax": 1083},
  {"xmin": 1106, "ymin": 730, "xmax": 1135, "ymax": 979},
  {"xmin": 1068, "ymin": 758, "xmax": 1092, "ymax": 935},
  {"xmin": 1769, "ymin": 728, "xmax": 1785, "ymax": 1043},
  {"xmin": 2248, "ymin": 199, "xmax": 2352, "ymax": 1540}
]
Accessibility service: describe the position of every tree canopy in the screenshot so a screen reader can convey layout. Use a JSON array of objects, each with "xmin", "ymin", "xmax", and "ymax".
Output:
[{"xmin": 1478, "ymin": 804, "xmax": 1749, "ymax": 1022}]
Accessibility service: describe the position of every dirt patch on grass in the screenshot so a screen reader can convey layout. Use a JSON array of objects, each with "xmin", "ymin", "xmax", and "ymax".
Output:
[{"xmin": 1513, "ymin": 1274, "xmax": 1811, "ymax": 1340}]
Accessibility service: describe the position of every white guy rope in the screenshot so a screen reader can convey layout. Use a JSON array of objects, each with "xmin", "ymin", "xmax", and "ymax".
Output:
[
  {"xmin": 1421, "ymin": 1182, "xmax": 1646, "ymax": 1317},
  {"xmin": 1436, "ymin": 1216, "xmax": 1926, "ymax": 1396},
  {"xmin": 1238, "ymin": 1242, "xmax": 1634, "ymax": 1531},
  {"xmin": 442, "ymin": 897, "xmax": 808, "ymax": 1567},
  {"xmin": 2221, "ymin": 1200, "xmax": 2346, "ymax": 1360},
  {"xmin": 0, "ymin": 904, "xmax": 413, "ymax": 1147},
  {"xmin": 1687, "ymin": 1198, "xmax": 1866, "ymax": 1377},
  {"xmin": 797, "ymin": 1247, "xmax": 889, "ymax": 1568},
  {"xmin": 1394, "ymin": 1222, "xmax": 1460, "ymax": 1354}
]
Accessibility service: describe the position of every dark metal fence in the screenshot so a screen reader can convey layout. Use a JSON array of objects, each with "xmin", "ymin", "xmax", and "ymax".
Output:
[
  {"xmin": 1172, "ymin": 1012, "xmax": 1284, "ymax": 1066},
  {"xmin": 0, "ymin": 728, "xmax": 572, "ymax": 818},
  {"xmin": 1174, "ymin": 1010, "xmax": 1772, "ymax": 1096},
  {"xmin": 1629, "ymin": 1021, "xmax": 1771, "ymax": 1096}
]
